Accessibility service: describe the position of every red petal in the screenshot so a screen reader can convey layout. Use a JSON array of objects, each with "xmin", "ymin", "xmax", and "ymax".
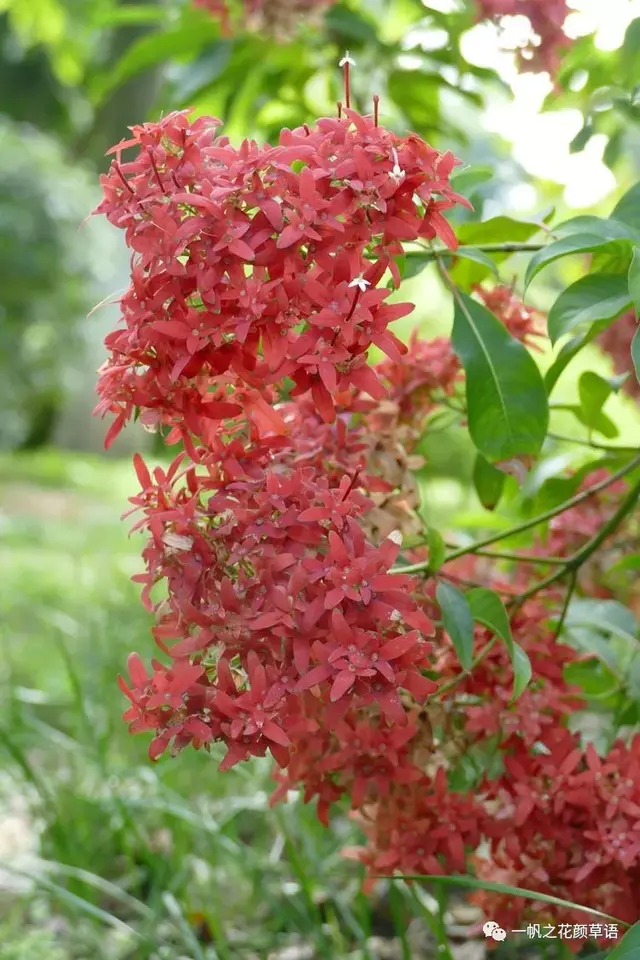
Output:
[
  {"xmin": 379, "ymin": 633, "xmax": 418, "ymax": 660},
  {"xmin": 127, "ymin": 652, "xmax": 149, "ymax": 687},
  {"xmin": 330, "ymin": 670, "xmax": 356, "ymax": 702},
  {"xmin": 262, "ymin": 720, "xmax": 291, "ymax": 747}
]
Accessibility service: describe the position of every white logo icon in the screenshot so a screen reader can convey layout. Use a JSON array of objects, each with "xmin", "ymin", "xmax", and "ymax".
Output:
[{"xmin": 483, "ymin": 921, "xmax": 507, "ymax": 942}]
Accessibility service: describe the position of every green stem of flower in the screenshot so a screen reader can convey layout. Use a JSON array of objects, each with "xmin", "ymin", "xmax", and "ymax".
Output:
[
  {"xmin": 511, "ymin": 473, "xmax": 640, "ymax": 605},
  {"xmin": 552, "ymin": 569, "xmax": 578, "ymax": 641},
  {"xmin": 422, "ymin": 241, "xmax": 547, "ymax": 259},
  {"xmin": 548, "ymin": 432, "xmax": 639, "ymax": 454},
  {"xmin": 444, "ymin": 544, "xmax": 568, "ymax": 566},
  {"xmin": 392, "ymin": 453, "xmax": 640, "ymax": 577},
  {"xmin": 435, "ymin": 636, "xmax": 499, "ymax": 699}
]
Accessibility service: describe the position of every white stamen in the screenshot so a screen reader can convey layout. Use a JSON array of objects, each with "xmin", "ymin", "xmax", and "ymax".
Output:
[
  {"xmin": 339, "ymin": 51, "xmax": 356, "ymax": 67},
  {"xmin": 348, "ymin": 276, "xmax": 370, "ymax": 292},
  {"xmin": 389, "ymin": 148, "xmax": 406, "ymax": 184}
]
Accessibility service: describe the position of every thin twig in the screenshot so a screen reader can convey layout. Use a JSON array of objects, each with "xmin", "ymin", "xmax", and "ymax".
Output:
[
  {"xmin": 392, "ymin": 452, "xmax": 640, "ymax": 576},
  {"xmin": 553, "ymin": 569, "xmax": 578, "ymax": 641},
  {"xmin": 443, "ymin": 544, "xmax": 567, "ymax": 566},
  {"xmin": 510, "ymin": 474, "xmax": 640, "ymax": 606},
  {"xmin": 548, "ymin": 432, "xmax": 639, "ymax": 454}
]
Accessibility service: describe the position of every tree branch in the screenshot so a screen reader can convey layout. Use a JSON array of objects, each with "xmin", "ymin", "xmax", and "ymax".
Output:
[
  {"xmin": 510, "ymin": 474, "xmax": 640, "ymax": 606},
  {"xmin": 392, "ymin": 453, "xmax": 640, "ymax": 577}
]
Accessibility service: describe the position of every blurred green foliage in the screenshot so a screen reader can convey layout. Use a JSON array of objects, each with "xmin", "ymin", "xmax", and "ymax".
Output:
[{"xmin": 0, "ymin": 119, "xmax": 114, "ymax": 450}]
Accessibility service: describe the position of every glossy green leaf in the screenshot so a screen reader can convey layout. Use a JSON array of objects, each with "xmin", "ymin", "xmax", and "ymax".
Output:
[
  {"xmin": 563, "ymin": 403, "xmax": 619, "ymax": 439},
  {"xmin": 512, "ymin": 643, "xmax": 533, "ymax": 700},
  {"xmin": 564, "ymin": 659, "xmax": 621, "ymax": 700},
  {"xmin": 402, "ymin": 252, "xmax": 432, "ymax": 280},
  {"xmin": 95, "ymin": 5, "xmax": 168, "ymax": 26},
  {"xmin": 525, "ymin": 234, "xmax": 633, "ymax": 289},
  {"xmin": 612, "ymin": 182, "xmax": 640, "ymax": 233},
  {"xmin": 473, "ymin": 454, "xmax": 506, "ymax": 511},
  {"xmin": 466, "ymin": 587, "xmax": 532, "ymax": 698},
  {"xmin": 436, "ymin": 582, "xmax": 474, "ymax": 671},
  {"xmin": 450, "ymin": 247, "xmax": 499, "ymax": 278},
  {"xmin": 629, "ymin": 247, "xmax": 640, "ymax": 311},
  {"xmin": 553, "ymin": 215, "xmax": 640, "ymax": 243},
  {"xmin": 578, "ymin": 371, "xmax": 613, "ymax": 429},
  {"xmin": 451, "ymin": 292, "xmax": 549, "ymax": 461},
  {"xmin": 547, "ymin": 274, "xmax": 631, "ymax": 344},
  {"xmin": 382, "ymin": 876, "xmax": 626, "ymax": 926},
  {"xmin": 607, "ymin": 554, "xmax": 640, "ymax": 577},
  {"xmin": 632, "ymin": 327, "xmax": 640, "ymax": 385},
  {"xmin": 467, "ymin": 588, "xmax": 512, "ymax": 648},
  {"xmin": 456, "ymin": 216, "xmax": 543, "ymax": 246},
  {"xmin": 450, "ymin": 165, "xmax": 493, "ymax": 196},
  {"xmin": 605, "ymin": 918, "xmax": 640, "ymax": 958},
  {"xmin": 90, "ymin": 19, "xmax": 221, "ymax": 103},
  {"xmin": 451, "ymin": 217, "xmax": 543, "ymax": 287},
  {"xmin": 545, "ymin": 318, "xmax": 619, "ymax": 395}
]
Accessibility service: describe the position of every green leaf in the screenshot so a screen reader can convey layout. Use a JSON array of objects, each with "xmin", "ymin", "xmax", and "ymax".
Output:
[
  {"xmin": 95, "ymin": 5, "xmax": 169, "ymax": 26},
  {"xmin": 553, "ymin": 215, "xmax": 640, "ymax": 243},
  {"xmin": 456, "ymin": 216, "xmax": 542, "ymax": 246},
  {"xmin": 403, "ymin": 247, "xmax": 499, "ymax": 285},
  {"xmin": 90, "ymin": 19, "xmax": 221, "ymax": 103},
  {"xmin": 564, "ymin": 659, "xmax": 621, "ymax": 700},
  {"xmin": 629, "ymin": 247, "xmax": 640, "ymax": 311},
  {"xmin": 632, "ymin": 327, "xmax": 640, "ymax": 385},
  {"xmin": 547, "ymin": 274, "xmax": 631, "ymax": 345},
  {"xmin": 436, "ymin": 582, "xmax": 474, "ymax": 670},
  {"xmin": 452, "ymin": 216, "xmax": 543, "ymax": 287},
  {"xmin": 569, "ymin": 121, "xmax": 593, "ymax": 153},
  {"xmin": 450, "ymin": 165, "xmax": 493, "ymax": 196},
  {"xmin": 382, "ymin": 876, "xmax": 627, "ymax": 926},
  {"xmin": 612, "ymin": 182, "xmax": 640, "ymax": 233},
  {"xmin": 578, "ymin": 371, "xmax": 613, "ymax": 429},
  {"xmin": 607, "ymin": 918, "xmax": 640, "ymax": 959},
  {"xmin": 466, "ymin": 587, "xmax": 512, "ymax": 648},
  {"xmin": 525, "ymin": 234, "xmax": 633, "ymax": 289},
  {"xmin": 472, "ymin": 454, "xmax": 506, "ymax": 511},
  {"xmin": 512, "ymin": 643, "xmax": 533, "ymax": 700},
  {"xmin": 607, "ymin": 554, "xmax": 640, "ymax": 577},
  {"xmin": 388, "ymin": 70, "xmax": 442, "ymax": 131},
  {"xmin": 563, "ymin": 403, "xmax": 619, "ymax": 439},
  {"xmin": 466, "ymin": 587, "xmax": 532, "ymax": 698},
  {"xmin": 425, "ymin": 528, "xmax": 446, "ymax": 572},
  {"xmin": 545, "ymin": 318, "xmax": 619, "ymax": 395},
  {"xmin": 451, "ymin": 292, "xmax": 549, "ymax": 461},
  {"xmin": 450, "ymin": 247, "xmax": 499, "ymax": 278},
  {"xmin": 402, "ymin": 252, "xmax": 432, "ymax": 281}
]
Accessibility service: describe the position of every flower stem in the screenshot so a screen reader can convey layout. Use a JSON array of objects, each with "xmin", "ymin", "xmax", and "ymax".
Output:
[
  {"xmin": 435, "ymin": 636, "xmax": 499, "ymax": 699},
  {"xmin": 444, "ymin": 545, "xmax": 567, "ymax": 566},
  {"xmin": 548, "ymin": 432, "xmax": 639, "ymax": 454},
  {"xmin": 511, "ymin": 473, "xmax": 640, "ymax": 605},
  {"xmin": 392, "ymin": 453, "xmax": 640, "ymax": 577}
]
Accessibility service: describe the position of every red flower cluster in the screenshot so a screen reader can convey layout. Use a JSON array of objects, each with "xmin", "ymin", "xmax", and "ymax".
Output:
[
  {"xmin": 474, "ymin": 283, "xmax": 545, "ymax": 349},
  {"xmin": 95, "ymin": 99, "xmax": 470, "ymax": 772},
  {"xmin": 95, "ymin": 107, "xmax": 467, "ymax": 453},
  {"xmin": 474, "ymin": 730, "xmax": 640, "ymax": 941},
  {"xmin": 96, "ymin": 87, "xmax": 639, "ymax": 947},
  {"xmin": 474, "ymin": 0, "xmax": 572, "ymax": 75},
  {"xmin": 344, "ymin": 574, "xmax": 640, "ymax": 943},
  {"xmin": 598, "ymin": 309, "xmax": 640, "ymax": 400}
]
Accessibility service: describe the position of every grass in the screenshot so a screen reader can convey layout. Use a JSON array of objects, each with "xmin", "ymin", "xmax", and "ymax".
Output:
[{"xmin": 0, "ymin": 449, "xmax": 391, "ymax": 959}]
